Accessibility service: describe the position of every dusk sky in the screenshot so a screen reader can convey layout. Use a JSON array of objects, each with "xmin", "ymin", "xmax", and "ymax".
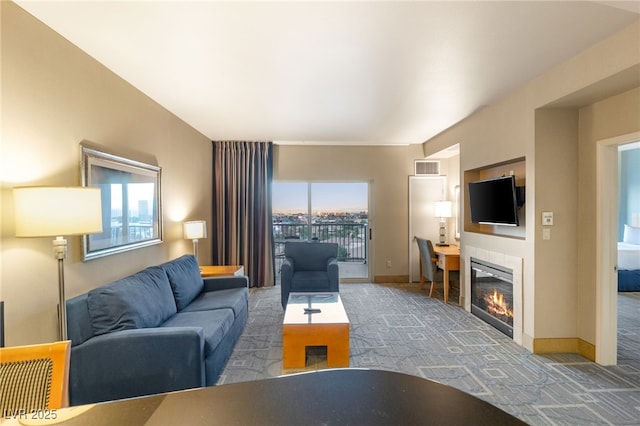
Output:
[{"xmin": 273, "ymin": 182, "xmax": 368, "ymax": 213}]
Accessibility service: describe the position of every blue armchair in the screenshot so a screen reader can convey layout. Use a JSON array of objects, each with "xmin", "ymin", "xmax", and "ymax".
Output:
[{"xmin": 280, "ymin": 241, "xmax": 339, "ymax": 308}]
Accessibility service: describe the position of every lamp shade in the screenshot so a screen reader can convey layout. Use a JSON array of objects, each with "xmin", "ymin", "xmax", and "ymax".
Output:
[
  {"xmin": 14, "ymin": 187, "xmax": 103, "ymax": 237},
  {"xmin": 434, "ymin": 200, "xmax": 453, "ymax": 219},
  {"xmin": 183, "ymin": 220, "xmax": 207, "ymax": 240}
]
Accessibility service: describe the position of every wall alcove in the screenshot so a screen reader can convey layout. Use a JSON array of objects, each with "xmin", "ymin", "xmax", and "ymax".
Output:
[{"xmin": 463, "ymin": 157, "xmax": 526, "ymax": 239}]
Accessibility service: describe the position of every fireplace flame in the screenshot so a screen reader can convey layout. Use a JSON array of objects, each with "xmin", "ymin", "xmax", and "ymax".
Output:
[{"xmin": 484, "ymin": 289, "xmax": 514, "ymax": 319}]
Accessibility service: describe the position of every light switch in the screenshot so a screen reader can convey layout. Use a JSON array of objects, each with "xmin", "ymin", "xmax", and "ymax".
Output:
[
  {"xmin": 542, "ymin": 212, "xmax": 554, "ymax": 226},
  {"xmin": 543, "ymin": 228, "xmax": 551, "ymax": 240}
]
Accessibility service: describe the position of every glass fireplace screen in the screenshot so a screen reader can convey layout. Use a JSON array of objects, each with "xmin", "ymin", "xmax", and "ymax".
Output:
[{"xmin": 470, "ymin": 258, "xmax": 514, "ymax": 338}]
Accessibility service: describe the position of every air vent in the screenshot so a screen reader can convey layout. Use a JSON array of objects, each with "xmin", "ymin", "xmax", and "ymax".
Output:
[{"xmin": 414, "ymin": 160, "xmax": 440, "ymax": 176}]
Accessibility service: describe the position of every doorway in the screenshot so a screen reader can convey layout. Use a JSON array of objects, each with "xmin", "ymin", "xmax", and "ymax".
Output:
[
  {"xmin": 408, "ymin": 176, "xmax": 447, "ymax": 283},
  {"xmin": 273, "ymin": 182, "xmax": 370, "ymax": 282},
  {"xmin": 596, "ymin": 131, "xmax": 640, "ymax": 365}
]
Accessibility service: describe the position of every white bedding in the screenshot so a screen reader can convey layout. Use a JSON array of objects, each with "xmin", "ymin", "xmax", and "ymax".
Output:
[{"xmin": 618, "ymin": 242, "xmax": 640, "ymax": 270}]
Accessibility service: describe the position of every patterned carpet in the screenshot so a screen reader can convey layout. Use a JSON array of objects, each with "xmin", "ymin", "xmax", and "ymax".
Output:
[{"xmin": 218, "ymin": 283, "xmax": 640, "ymax": 425}]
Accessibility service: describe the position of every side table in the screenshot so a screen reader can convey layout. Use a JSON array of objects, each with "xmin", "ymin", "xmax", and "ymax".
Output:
[{"xmin": 200, "ymin": 265, "xmax": 244, "ymax": 277}]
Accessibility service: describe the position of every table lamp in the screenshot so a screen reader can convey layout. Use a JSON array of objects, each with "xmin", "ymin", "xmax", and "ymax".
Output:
[
  {"xmin": 183, "ymin": 220, "xmax": 207, "ymax": 262},
  {"xmin": 14, "ymin": 186, "xmax": 103, "ymax": 341},
  {"xmin": 434, "ymin": 200, "xmax": 452, "ymax": 246}
]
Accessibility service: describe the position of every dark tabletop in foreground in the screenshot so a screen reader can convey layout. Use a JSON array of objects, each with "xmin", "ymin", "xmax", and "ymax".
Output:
[{"xmin": 58, "ymin": 368, "xmax": 527, "ymax": 425}]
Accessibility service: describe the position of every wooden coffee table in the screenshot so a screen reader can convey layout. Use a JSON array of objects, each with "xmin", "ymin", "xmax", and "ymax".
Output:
[{"xmin": 282, "ymin": 292, "xmax": 350, "ymax": 369}]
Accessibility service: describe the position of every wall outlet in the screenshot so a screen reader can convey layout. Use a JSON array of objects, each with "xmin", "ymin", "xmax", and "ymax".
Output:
[{"xmin": 386, "ymin": 260, "xmax": 392, "ymax": 268}]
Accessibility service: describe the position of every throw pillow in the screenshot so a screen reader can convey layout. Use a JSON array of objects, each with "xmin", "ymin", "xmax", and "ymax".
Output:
[{"xmin": 623, "ymin": 224, "xmax": 640, "ymax": 245}]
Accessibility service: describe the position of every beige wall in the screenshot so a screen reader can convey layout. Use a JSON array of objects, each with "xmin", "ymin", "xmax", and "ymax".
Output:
[
  {"xmin": 534, "ymin": 109, "xmax": 579, "ymax": 338},
  {"xmin": 274, "ymin": 144, "xmax": 427, "ymax": 280},
  {"xmin": 423, "ymin": 19, "xmax": 640, "ymax": 351},
  {"xmin": 0, "ymin": 2, "xmax": 212, "ymax": 345}
]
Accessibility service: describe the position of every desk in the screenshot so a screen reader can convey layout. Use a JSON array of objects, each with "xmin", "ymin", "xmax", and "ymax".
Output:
[
  {"xmin": 433, "ymin": 245, "xmax": 460, "ymax": 304},
  {"xmin": 4, "ymin": 369, "xmax": 525, "ymax": 425},
  {"xmin": 199, "ymin": 265, "xmax": 244, "ymax": 277}
]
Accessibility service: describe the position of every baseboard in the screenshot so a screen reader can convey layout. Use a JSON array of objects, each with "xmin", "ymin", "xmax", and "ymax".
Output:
[
  {"xmin": 373, "ymin": 275, "xmax": 410, "ymax": 283},
  {"xmin": 577, "ymin": 339, "xmax": 596, "ymax": 361},
  {"xmin": 533, "ymin": 338, "xmax": 596, "ymax": 361},
  {"xmin": 521, "ymin": 333, "xmax": 534, "ymax": 353}
]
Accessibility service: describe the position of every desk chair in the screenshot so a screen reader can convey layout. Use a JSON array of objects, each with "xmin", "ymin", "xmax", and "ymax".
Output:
[
  {"xmin": 0, "ymin": 340, "xmax": 71, "ymax": 416},
  {"xmin": 416, "ymin": 237, "xmax": 459, "ymax": 298}
]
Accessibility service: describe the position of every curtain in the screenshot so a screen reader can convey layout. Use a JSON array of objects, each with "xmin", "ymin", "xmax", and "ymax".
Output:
[{"xmin": 212, "ymin": 141, "xmax": 274, "ymax": 287}]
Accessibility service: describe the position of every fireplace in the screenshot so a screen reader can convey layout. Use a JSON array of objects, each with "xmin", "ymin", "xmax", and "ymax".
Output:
[{"xmin": 470, "ymin": 258, "xmax": 514, "ymax": 338}]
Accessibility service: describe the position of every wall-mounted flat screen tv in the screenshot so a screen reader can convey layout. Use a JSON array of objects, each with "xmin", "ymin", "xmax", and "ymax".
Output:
[{"xmin": 468, "ymin": 175, "xmax": 521, "ymax": 226}]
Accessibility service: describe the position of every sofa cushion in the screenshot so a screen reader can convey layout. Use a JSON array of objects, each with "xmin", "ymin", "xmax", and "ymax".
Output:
[
  {"xmin": 161, "ymin": 309, "xmax": 235, "ymax": 356},
  {"xmin": 291, "ymin": 271, "xmax": 331, "ymax": 290},
  {"xmin": 161, "ymin": 255, "xmax": 204, "ymax": 311},
  {"xmin": 87, "ymin": 266, "xmax": 177, "ymax": 336},
  {"xmin": 66, "ymin": 294, "xmax": 93, "ymax": 346},
  {"xmin": 180, "ymin": 288, "xmax": 248, "ymax": 318}
]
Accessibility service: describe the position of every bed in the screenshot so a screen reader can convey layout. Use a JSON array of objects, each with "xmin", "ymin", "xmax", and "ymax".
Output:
[{"xmin": 618, "ymin": 224, "xmax": 640, "ymax": 292}]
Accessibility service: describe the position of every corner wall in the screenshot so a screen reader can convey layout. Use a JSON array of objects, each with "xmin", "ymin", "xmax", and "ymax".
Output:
[
  {"xmin": 423, "ymin": 19, "xmax": 639, "ymax": 353},
  {"xmin": 0, "ymin": 2, "xmax": 212, "ymax": 345},
  {"xmin": 534, "ymin": 109, "xmax": 579, "ymax": 339},
  {"xmin": 577, "ymin": 87, "xmax": 640, "ymax": 344}
]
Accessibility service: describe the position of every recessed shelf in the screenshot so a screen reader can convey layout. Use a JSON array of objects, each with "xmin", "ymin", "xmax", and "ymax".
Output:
[{"xmin": 463, "ymin": 157, "xmax": 526, "ymax": 239}]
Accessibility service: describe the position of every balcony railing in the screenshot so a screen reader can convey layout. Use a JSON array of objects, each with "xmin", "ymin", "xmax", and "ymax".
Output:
[{"xmin": 274, "ymin": 222, "xmax": 367, "ymax": 269}]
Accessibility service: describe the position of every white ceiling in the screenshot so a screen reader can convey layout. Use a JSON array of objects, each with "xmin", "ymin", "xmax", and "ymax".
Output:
[{"xmin": 15, "ymin": 1, "xmax": 640, "ymax": 146}]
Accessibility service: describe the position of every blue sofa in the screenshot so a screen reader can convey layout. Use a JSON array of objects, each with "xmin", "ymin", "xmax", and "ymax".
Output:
[{"xmin": 66, "ymin": 255, "xmax": 248, "ymax": 405}]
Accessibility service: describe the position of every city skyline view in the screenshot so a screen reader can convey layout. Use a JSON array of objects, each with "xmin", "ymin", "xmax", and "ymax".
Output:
[{"xmin": 272, "ymin": 182, "xmax": 368, "ymax": 214}]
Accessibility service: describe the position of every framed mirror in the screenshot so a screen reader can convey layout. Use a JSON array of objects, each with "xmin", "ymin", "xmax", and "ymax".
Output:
[{"xmin": 81, "ymin": 146, "xmax": 162, "ymax": 260}]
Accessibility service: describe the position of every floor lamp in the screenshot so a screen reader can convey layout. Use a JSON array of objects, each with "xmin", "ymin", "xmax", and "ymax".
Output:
[
  {"xmin": 434, "ymin": 200, "xmax": 453, "ymax": 246},
  {"xmin": 183, "ymin": 220, "xmax": 207, "ymax": 263},
  {"xmin": 14, "ymin": 187, "xmax": 103, "ymax": 341}
]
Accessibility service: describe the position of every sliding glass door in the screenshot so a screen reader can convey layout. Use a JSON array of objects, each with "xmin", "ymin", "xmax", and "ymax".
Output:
[{"xmin": 273, "ymin": 182, "xmax": 369, "ymax": 282}]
